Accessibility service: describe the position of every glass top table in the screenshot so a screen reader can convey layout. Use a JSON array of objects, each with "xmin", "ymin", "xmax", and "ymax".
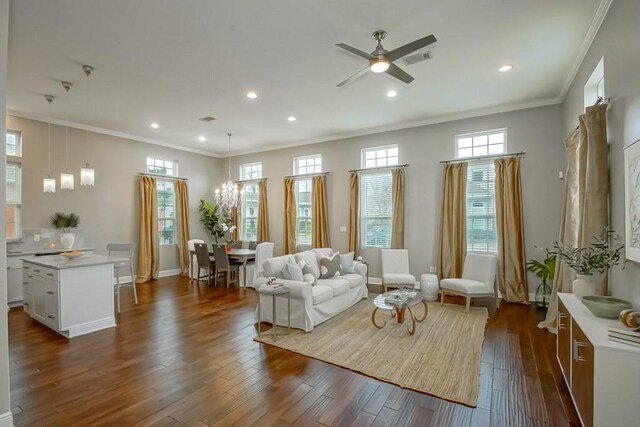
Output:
[{"xmin": 372, "ymin": 290, "xmax": 428, "ymax": 335}]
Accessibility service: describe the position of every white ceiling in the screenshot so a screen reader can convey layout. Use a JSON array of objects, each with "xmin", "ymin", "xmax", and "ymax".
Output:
[{"xmin": 6, "ymin": 0, "xmax": 606, "ymax": 156}]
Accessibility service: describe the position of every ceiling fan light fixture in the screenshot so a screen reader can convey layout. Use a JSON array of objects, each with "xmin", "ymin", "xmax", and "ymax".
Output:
[
  {"xmin": 499, "ymin": 64, "xmax": 513, "ymax": 72},
  {"xmin": 370, "ymin": 58, "xmax": 390, "ymax": 73}
]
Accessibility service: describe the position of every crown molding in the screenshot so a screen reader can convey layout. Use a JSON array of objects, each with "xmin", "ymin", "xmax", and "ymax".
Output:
[
  {"xmin": 558, "ymin": 0, "xmax": 613, "ymax": 101},
  {"xmin": 228, "ymin": 96, "xmax": 562, "ymax": 157},
  {"xmin": 6, "ymin": 109, "xmax": 224, "ymax": 158}
]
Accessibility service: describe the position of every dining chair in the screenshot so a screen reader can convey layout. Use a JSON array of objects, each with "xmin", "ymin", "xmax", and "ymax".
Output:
[
  {"xmin": 212, "ymin": 244, "xmax": 240, "ymax": 287},
  {"xmin": 107, "ymin": 243, "xmax": 137, "ymax": 313},
  {"xmin": 248, "ymin": 241, "xmax": 258, "ymax": 250},
  {"xmin": 194, "ymin": 242, "xmax": 215, "ymax": 285},
  {"xmin": 231, "ymin": 240, "xmax": 242, "ymax": 249}
]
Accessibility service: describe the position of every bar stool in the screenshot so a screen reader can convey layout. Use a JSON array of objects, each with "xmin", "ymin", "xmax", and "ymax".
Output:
[{"xmin": 107, "ymin": 243, "xmax": 137, "ymax": 313}]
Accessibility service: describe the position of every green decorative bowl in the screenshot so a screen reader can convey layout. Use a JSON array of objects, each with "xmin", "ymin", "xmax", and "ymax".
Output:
[{"xmin": 582, "ymin": 296, "xmax": 633, "ymax": 319}]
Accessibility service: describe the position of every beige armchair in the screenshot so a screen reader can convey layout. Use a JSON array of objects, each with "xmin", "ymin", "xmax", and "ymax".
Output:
[
  {"xmin": 381, "ymin": 249, "xmax": 416, "ymax": 292},
  {"xmin": 439, "ymin": 253, "xmax": 498, "ymax": 312}
]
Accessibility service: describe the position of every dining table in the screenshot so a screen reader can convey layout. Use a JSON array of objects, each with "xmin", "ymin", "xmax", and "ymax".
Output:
[{"xmin": 189, "ymin": 247, "xmax": 256, "ymax": 290}]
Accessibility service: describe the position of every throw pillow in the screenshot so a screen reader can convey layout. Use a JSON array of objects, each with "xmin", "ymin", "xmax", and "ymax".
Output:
[
  {"xmin": 297, "ymin": 258, "xmax": 317, "ymax": 285},
  {"xmin": 281, "ymin": 262, "xmax": 304, "ymax": 282},
  {"xmin": 319, "ymin": 253, "xmax": 342, "ymax": 279},
  {"xmin": 340, "ymin": 252, "xmax": 356, "ymax": 274},
  {"xmin": 295, "ymin": 250, "xmax": 320, "ymax": 278},
  {"xmin": 263, "ymin": 254, "xmax": 295, "ymax": 278},
  {"xmin": 302, "ymin": 273, "xmax": 315, "ymax": 285}
]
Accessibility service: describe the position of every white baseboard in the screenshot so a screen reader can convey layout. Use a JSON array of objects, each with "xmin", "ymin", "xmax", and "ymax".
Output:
[{"xmin": 0, "ymin": 411, "xmax": 13, "ymax": 427}]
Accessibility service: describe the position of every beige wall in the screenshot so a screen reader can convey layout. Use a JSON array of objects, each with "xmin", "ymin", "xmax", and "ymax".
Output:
[
  {"xmin": 6, "ymin": 115, "xmax": 225, "ymax": 272},
  {"xmin": 561, "ymin": 0, "xmax": 640, "ymax": 307},
  {"xmin": 230, "ymin": 104, "xmax": 566, "ymax": 292}
]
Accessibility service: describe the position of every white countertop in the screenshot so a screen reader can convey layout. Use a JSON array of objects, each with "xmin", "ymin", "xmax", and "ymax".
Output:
[
  {"xmin": 21, "ymin": 253, "xmax": 127, "ymax": 270},
  {"xmin": 8, "ymin": 247, "xmax": 95, "ymax": 257},
  {"xmin": 559, "ymin": 293, "xmax": 640, "ymax": 354}
]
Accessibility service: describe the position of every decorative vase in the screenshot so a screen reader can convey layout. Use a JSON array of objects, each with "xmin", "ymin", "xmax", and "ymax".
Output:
[
  {"xmin": 60, "ymin": 232, "xmax": 75, "ymax": 250},
  {"xmin": 572, "ymin": 274, "xmax": 596, "ymax": 299},
  {"xmin": 225, "ymin": 244, "xmax": 232, "ymax": 252}
]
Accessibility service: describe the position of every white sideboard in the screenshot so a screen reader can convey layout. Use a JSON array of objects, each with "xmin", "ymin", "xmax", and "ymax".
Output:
[
  {"xmin": 22, "ymin": 254, "xmax": 122, "ymax": 338},
  {"xmin": 557, "ymin": 293, "xmax": 640, "ymax": 427}
]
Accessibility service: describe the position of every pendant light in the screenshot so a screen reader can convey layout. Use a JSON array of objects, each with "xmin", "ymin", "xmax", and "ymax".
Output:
[
  {"xmin": 43, "ymin": 94, "xmax": 56, "ymax": 193},
  {"xmin": 80, "ymin": 64, "xmax": 95, "ymax": 187},
  {"xmin": 214, "ymin": 133, "xmax": 243, "ymax": 211},
  {"xmin": 60, "ymin": 81, "xmax": 74, "ymax": 190}
]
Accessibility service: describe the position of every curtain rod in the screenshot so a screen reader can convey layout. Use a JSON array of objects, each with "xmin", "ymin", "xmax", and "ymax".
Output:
[
  {"xmin": 284, "ymin": 171, "xmax": 330, "ymax": 179},
  {"xmin": 440, "ymin": 152, "xmax": 526, "ymax": 164},
  {"xmin": 137, "ymin": 172, "xmax": 188, "ymax": 181},
  {"xmin": 235, "ymin": 177, "xmax": 268, "ymax": 184},
  {"xmin": 574, "ymin": 96, "xmax": 610, "ymax": 131},
  {"xmin": 348, "ymin": 164, "xmax": 409, "ymax": 173}
]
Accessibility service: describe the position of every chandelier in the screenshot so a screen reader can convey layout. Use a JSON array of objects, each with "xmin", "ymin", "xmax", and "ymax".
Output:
[{"xmin": 215, "ymin": 133, "xmax": 243, "ymax": 211}]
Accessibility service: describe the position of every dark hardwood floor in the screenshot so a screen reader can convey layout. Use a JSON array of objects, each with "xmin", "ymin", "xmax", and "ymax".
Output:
[{"xmin": 7, "ymin": 276, "xmax": 580, "ymax": 426}]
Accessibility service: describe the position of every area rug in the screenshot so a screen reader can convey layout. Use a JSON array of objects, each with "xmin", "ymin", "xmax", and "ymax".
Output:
[{"xmin": 254, "ymin": 297, "xmax": 488, "ymax": 407}]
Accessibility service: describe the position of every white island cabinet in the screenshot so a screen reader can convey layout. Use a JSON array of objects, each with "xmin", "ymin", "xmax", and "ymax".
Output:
[{"xmin": 21, "ymin": 254, "xmax": 125, "ymax": 338}]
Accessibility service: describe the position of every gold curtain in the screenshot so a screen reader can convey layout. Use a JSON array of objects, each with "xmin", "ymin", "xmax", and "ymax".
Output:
[
  {"xmin": 348, "ymin": 172, "xmax": 359, "ymax": 253},
  {"xmin": 312, "ymin": 175, "xmax": 330, "ymax": 248},
  {"xmin": 437, "ymin": 163, "xmax": 467, "ymax": 279},
  {"xmin": 283, "ymin": 178, "xmax": 297, "ymax": 254},
  {"xmin": 391, "ymin": 168, "xmax": 405, "ymax": 249},
  {"xmin": 174, "ymin": 180, "xmax": 190, "ymax": 276},
  {"xmin": 257, "ymin": 179, "xmax": 269, "ymax": 242},
  {"xmin": 540, "ymin": 104, "xmax": 609, "ymax": 331},
  {"xmin": 136, "ymin": 176, "xmax": 159, "ymax": 283},
  {"xmin": 232, "ymin": 182, "xmax": 243, "ymax": 240},
  {"xmin": 495, "ymin": 157, "xmax": 528, "ymax": 303}
]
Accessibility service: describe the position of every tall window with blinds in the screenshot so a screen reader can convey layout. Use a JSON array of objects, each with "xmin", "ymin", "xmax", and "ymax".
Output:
[
  {"xmin": 359, "ymin": 145, "xmax": 398, "ymax": 248},
  {"xmin": 466, "ymin": 162, "xmax": 497, "ymax": 253},
  {"xmin": 239, "ymin": 162, "xmax": 262, "ymax": 241},
  {"xmin": 147, "ymin": 157, "xmax": 177, "ymax": 245},
  {"xmin": 6, "ymin": 131, "xmax": 22, "ymax": 240},
  {"xmin": 293, "ymin": 154, "xmax": 321, "ymax": 245}
]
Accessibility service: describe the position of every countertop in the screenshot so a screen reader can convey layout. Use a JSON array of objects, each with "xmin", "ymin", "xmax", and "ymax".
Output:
[
  {"xmin": 21, "ymin": 253, "xmax": 127, "ymax": 270},
  {"xmin": 7, "ymin": 247, "xmax": 95, "ymax": 257}
]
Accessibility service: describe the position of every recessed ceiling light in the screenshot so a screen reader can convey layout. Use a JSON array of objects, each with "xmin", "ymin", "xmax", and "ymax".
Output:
[
  {"xmin": 246, "ymin": 91, "xmax": 258, "ymax": 99},
  {"xmin": 150, "ymin": 122, "xmax": 159, "ymax": 129},
  {"xmin": 498, "ymin": 64, "xmax": 513, "ymax": 72},
  {"xmin": 198, "ymin": 136, "xmax": 206, "ymax": 142},
  {"xmin": 288, "ymin": 116, "xmax": 296, "ymax": 122},
  {"xmin": 386, "ymin": 90, "xmax": 397, "ymax": 98}
]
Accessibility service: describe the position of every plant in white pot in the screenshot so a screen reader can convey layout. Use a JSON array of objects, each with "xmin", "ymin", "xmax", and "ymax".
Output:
[
  {"xmin": 553, "ymin": 228, "xmax": 624, "ymax": 299},
  {"xmin": 51, "ymin": 212, "xmax": 80, "ymax": 250}
]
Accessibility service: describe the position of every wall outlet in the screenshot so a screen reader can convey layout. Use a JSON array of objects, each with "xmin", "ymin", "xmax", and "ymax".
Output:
[
  {"xmin": 339, "ymin": 226, "xmax": 347, "ymax": 232},
  {"xmin": 34, "ymin": 234, "xmax": 40, "ymax": 242},
  {"xmin": 429, "ymin": 266, "xmax": 437, "ymax": 273}
]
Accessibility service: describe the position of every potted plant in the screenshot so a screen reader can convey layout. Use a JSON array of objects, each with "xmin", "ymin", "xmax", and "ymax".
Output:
[
  {"xmin": 553, "ymin": 228, "xmax": 624, "ymax": 298},
  {"xmin": 198, "ymin": 199, "xmax": 233, "ymax": 244},
  {"xmin": 526, "ymin": 247, "xmax": 556, "ymax": 308},
  {"xmin": 221, "ymin": 222, "xmax": 236, "ymax": 251},
  {"xmin": 51, "ymin": 212, "xmax": 80, "ymax": 250}
]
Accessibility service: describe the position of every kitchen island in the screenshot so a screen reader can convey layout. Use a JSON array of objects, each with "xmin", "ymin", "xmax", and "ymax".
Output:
[{"xmin": 21, "ymin": 254, "xmax": 125, "ymax": 338}]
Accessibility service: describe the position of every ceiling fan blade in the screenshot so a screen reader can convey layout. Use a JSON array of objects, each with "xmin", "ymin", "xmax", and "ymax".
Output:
[
  {"xmin": 336, "ymin": 43, "xmax": 373, "ymax": 60},
  {"xmin": 386, "ymin": 63, "xmax": 414, "ymax": 84},
  {"xmin": 386, "ymin": 34, "xmax": 437, "ymax": 62},
  {"xmin": 337, "ymin": 66, "xmax": 370, "ymax": 87}
]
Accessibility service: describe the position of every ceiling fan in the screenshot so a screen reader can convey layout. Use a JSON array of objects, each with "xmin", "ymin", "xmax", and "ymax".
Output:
[{"xmin": 336, "ymin": 30, "xmax": 437, "ymax": 87}]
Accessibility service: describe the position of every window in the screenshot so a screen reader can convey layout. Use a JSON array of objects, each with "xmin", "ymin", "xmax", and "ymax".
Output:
[
  {"xmin": 455, "ymin": 129, "xmax": 506, "ymax": 159},
  {"xmin": 6, "ymin": 131, "xmax": 22, "ymax": 240},
  {"xmin": 239, "ymin": 162, "xmax": 262, "ymax": 241},
  {"xmin": 293, "ymin": 155, "xmax": 321, "ymax": 244},
  {"xmin": 584, "ymin": 57, "xmax": 604, "ymax": 108},
  {"xmin": 147, "ymin": 157, "xmax": 177, "ymax": 244},
  {"xmin": 455, "ymin": 130, "xmax": 503, "ymax": 253},
  {"xmin": 358, "ymin": 146, "xmax": 398, "ymax": 248}
]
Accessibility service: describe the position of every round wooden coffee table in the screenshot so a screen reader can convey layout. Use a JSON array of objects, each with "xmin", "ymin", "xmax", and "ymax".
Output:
[{"xmin": 371, "ymin": 290, "xmax": 428, "ymax": 335}]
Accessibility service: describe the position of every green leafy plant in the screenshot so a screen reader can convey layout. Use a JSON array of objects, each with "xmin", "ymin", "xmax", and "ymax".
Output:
[
  {"xmin": 526, "ymin": 247, "xmax": 557, "ymax": 286},
  {"xmin": 50, "ymin": 212, "xmax": 80, "ymax": 233},
  {"xmin": 198, "ymin": 200, "xmax": 232, "ymax": 243},
  {"xmin": 553, "ymin": 228, "xmax": 625, "ymax": 275}
]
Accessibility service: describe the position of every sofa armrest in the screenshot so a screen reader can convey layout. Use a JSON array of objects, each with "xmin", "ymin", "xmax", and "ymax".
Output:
[{"xmin": 354, "ymin": 261, "xmax": 367, "ymax": 278}]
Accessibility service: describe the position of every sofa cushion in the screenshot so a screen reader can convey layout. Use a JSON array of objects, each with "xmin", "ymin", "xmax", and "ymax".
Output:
[
  {"xmin": 312, "ymin": 285, "xmax": 334, "ymax": 305},
  {"xmin": 342, "ymin": 273, "xmax": 363, "ymax": 289},
  {"xmin": 295, "ymin": 250, "xmax": 320, "ymax": 279},
  {"xmin": 383, "ymin": 273, "xmax": 416, "ymax": 286},
  {"xmin": 312, "ymin": 248, "xmax": 333, "ymax": 261},
  {"xmin": 319, "ymin": 253, "xmax": 342, "ymax": 278},
  {"xmin": 340, "ymin": 252, "xmax": 356, "ymax": 274},
  {"xmin": 281, "ymin": 262, "xmax": 303, "ymax": 282},
  {"xmin": 263, "ymin": 254, "xmax": 295, "ymax": 278},
  {"xmin": 317, "ymin": 278, "xmax": 350, "ymax": 296},
  {"xmin": 440, "ymin": 278, "xmax": 493, "ymax": 295}
]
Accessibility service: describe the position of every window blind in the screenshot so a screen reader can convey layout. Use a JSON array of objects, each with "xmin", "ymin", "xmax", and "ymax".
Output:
[{"xmin": 466, "ymin": 161, "xmax": 497, "ymax": 253}]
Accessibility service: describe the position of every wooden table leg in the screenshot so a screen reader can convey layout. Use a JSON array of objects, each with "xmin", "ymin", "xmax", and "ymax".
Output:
[{"xmin": 371, "ymin": 307, "xmax": 386, "ymax": 329}]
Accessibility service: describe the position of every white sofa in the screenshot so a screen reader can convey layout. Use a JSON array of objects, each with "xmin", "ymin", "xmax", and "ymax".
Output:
[{"xmin": 255, "ymin": 248, "xmax": 368, "ymax": 332}]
